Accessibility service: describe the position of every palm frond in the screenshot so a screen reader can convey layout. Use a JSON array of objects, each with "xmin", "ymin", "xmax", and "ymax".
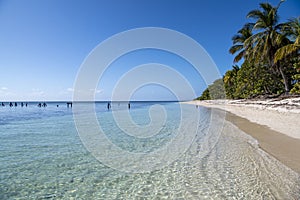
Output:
[
  {"xmin": 247, "ymin": 10, "xmax": 263, "ymax": 20},
  {"xmin": 274, "ymin": 32, "xmax": 289, "ymax": 46},
  {"xmin": 260, "ymin": 2, "xmax": 273, "ymax": 14},
  {"xmin": 254, "ymin": 21, "xmax": 267, "ymax": 30},
  {"xmin": 274, "ymin": 44, "xmax": 299, "ymax": 63},
  {"xmin": 232, "ymin": 34, "xmax": 244, "ymax": 44},
  {"xmin": 229, "ymin": 45, "xmax": 243, "ymax": 55},
  {"xmin": 234, "ymin": 51, "xmax": 244, "ymax": 63},
  {"xmin": 295, "ymin": 36, "xmax": 300, "ymax": 45}
]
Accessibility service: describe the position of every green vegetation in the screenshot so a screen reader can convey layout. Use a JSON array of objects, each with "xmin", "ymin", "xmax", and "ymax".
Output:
[
  {"xmin": 196, "ymin": 79, "xmax": 225, "ymax": 100},
  {"xmin": 198, "ymin": 1, "xmax": 300, "ymax": 100}
]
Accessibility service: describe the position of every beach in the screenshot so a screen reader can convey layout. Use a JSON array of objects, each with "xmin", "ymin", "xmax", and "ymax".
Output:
[{"xmin": 185, "ymin": 98, "xmax": 300, "ymax": 174}]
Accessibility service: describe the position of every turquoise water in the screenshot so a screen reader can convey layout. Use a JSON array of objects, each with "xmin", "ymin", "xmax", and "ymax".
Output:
[{"xmin": 0, "ymin": 102, "xmax": 299, "ymax": 199}]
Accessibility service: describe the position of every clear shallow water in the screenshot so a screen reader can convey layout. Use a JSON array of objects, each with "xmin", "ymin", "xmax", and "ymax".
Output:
[{"xmin": 0, "ymin": 102, "xmax": 299, "ymax": 199}]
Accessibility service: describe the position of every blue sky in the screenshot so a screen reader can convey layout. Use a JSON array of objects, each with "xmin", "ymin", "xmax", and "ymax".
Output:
[{"xmin": 0, "ymin": 0, "xmax": 299, "ymax": 101}]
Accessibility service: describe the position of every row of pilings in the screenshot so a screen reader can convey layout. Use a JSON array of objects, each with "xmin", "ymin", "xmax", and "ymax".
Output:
[{"xmin": 0, "ymin": 102, "xmax": 73, "ymax": 108}]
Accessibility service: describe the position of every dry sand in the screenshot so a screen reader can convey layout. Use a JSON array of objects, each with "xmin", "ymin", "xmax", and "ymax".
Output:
[{"xmin": 184, "ymin": 98, "xmax": 300, "ymax": 174}]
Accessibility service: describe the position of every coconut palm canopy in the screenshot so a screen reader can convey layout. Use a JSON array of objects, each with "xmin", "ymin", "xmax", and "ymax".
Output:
[{"xmin": 199, "ymin": 0, "xmax": 300, "ymax": 100}]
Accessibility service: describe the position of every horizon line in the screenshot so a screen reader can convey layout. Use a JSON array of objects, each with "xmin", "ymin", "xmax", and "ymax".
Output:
[{"xmin": 0, "ymin": 100, "xmax": 190, "ymax": 103}]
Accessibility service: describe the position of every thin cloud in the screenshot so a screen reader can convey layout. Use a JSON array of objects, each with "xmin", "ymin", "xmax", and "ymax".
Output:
[
  {"xmin": 89, "ymin": 88, "xmax": 103, "ymax": 94},
  {"xmin": 96, "ymin": 89, "xmax": 103, "ymax": 94}
]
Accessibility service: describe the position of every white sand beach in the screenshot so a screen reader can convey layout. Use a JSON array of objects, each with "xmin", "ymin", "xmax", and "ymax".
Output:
[
  {"xmin": 184, "ymin": 98, "xmax": 300, "ymax": 173},
  {"xmin": 186, "ymin": 97, "xmax": 300, "ymax": 139}
]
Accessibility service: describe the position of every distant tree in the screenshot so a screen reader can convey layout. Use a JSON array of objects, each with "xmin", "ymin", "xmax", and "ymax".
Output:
[
  {"xmin": 223, "ymin": 65, "xmax": 239, "ymax": 99},
  {"xmin": 197, "ymin": 79, "xmax": 225, "ymax": 100},
  {"xmin": 197, "ymin": 88, "xmax": 211, "ymax": 100},
  {"xmin": 208, "ymin": 79, "xmax": 226, "ymax": 99}
]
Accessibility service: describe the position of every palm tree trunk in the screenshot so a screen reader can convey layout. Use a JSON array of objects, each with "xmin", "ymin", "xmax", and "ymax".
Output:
[{"xmin": 278, "ymin": 65, "xmax": 290, "ymax": 95}]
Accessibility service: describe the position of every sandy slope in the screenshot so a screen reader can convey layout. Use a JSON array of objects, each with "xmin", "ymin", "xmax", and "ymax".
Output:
[
  {"xmin": 186, "ymin": 98, "xmax": 300, "ymax": 139},
  {"xmin": 184, "ymin": 98, "xmax": 300, "ymax": 173}
]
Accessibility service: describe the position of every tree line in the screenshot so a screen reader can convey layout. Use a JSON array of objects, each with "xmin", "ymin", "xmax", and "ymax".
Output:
[{"xmin": 198, "ymin": 1, "xmax": 300, "ymax": 100}]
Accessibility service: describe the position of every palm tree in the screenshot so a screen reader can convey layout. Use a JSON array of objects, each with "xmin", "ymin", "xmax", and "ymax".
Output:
[
  {"xmin": 246, "ymin": 1, "xmax": 291, "ymax": 94},
  {"xmin": 229, "ymin": 23, "xmax": 253, "ymax": 63},
  {"xmin": 274, "ymin": 17, "xmax": 300, "ymax": 63},
  {"xmin": 275, "ymin": 17, "xmax": 300, "ymax": 94},
  {"xmin": 223, "ymin": 65, "xmax": 239, "ymax": 98}
]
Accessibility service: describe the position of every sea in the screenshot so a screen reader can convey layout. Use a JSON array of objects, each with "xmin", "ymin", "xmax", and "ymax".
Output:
[{"xmin": 0, "ymin": 101, "xmax": 299, "ymax": 199}]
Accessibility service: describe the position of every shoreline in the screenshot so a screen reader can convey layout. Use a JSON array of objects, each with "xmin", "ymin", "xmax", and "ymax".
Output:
[{"xmin": 184, "ymin": 99, "xmax": 300, "ymax": 174}]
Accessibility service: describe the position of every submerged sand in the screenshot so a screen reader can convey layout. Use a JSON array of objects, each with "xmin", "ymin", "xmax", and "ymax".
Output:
[{"xmin": 184, "ymin": 98, "xmax": 300, "ymax": 174}]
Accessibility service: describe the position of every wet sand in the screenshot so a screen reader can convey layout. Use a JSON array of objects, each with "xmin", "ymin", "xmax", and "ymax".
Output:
[
  {"xmin": 225, "ymin": 111, "xmax": 300, "ymax": 174},
  {"xmin": 184, "ymin": 100, "xmax": 300, "ymax": 174}
]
